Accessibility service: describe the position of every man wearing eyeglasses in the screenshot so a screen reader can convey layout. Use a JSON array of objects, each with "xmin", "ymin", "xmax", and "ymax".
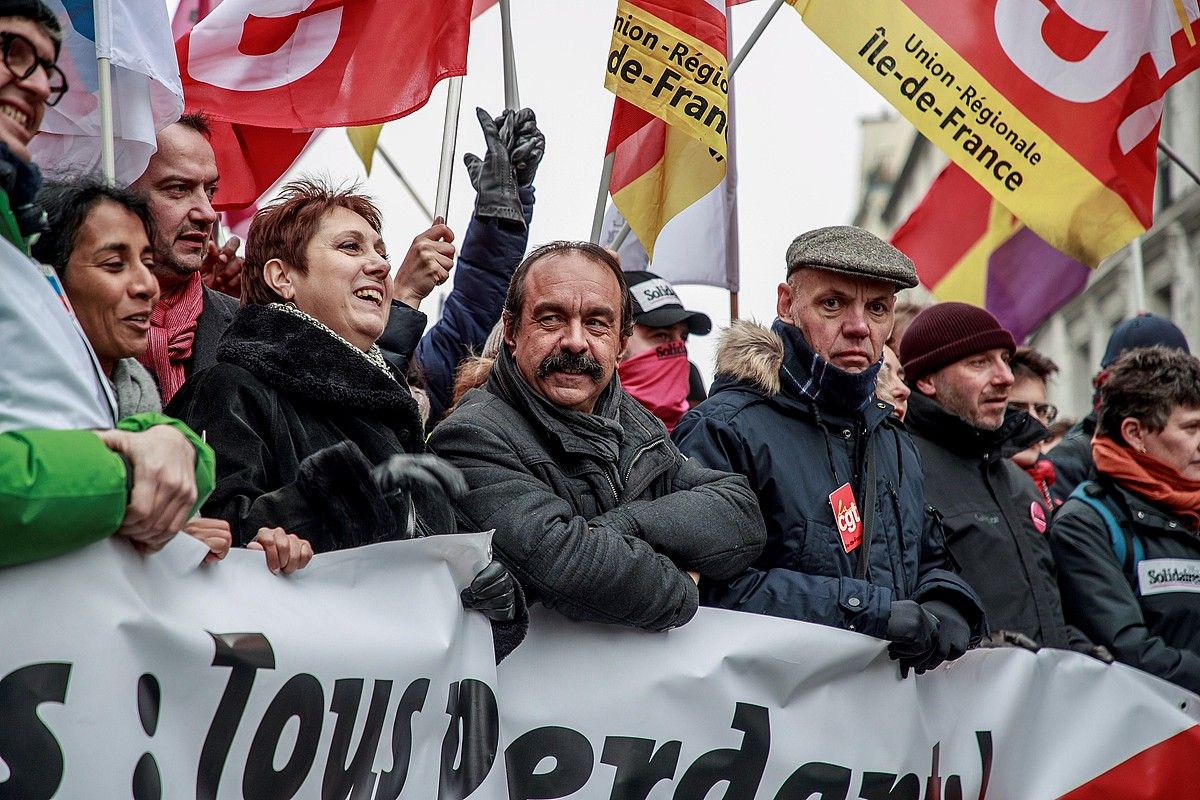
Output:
[
  {"xmin": 899, "ymin": 302, "xmax": 1111, "ymax": 661},
  {"xmin": 1008, "ymin": 347, "xmax": 1061, "ymax": 507},
  {"xmin": 0, "ymin": 0, "xmax": 214, "ymax": 561}
]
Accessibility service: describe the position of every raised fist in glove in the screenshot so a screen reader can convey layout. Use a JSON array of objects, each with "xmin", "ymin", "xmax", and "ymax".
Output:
[
  {"xmin": 370, "ymin": 454, "xmax": 467, "ymax": 538},
  {"xmin": 463, "ymin": 107, "xmax": 524, "ymax": 228},
  {"xmin": 460, "ymin": 560, "xmax": 518, "ymax": 622},
  {"xmin": 503, "ymin": 107, "xmax": 545, "ymax": 187},
  {"xmin": 915, "ymin": 599, "xmax": 971, "ymax": 673},
  {"xmin": 886, "ymin": 599, "xmax": 940, "ymax": 676}
]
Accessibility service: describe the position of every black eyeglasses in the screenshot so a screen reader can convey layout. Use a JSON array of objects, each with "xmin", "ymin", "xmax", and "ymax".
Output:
[
  {"xmin": 0, "ymin": 32, "xmax": 68, "ymax": 107},
  {"xmin": 1008, "ymin": 401, "xmax": 1058, "ymax": 424}
]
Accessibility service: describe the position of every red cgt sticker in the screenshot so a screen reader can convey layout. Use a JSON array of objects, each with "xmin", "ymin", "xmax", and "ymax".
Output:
[{"xmin": 829, "ymin": 483, "xmax": 862, "ymax": 553}]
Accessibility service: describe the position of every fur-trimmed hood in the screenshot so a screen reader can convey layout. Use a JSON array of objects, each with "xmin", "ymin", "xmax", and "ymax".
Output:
[{"xmin": 713, "ymin": 320, "xmax": 785, "ymax": 396}]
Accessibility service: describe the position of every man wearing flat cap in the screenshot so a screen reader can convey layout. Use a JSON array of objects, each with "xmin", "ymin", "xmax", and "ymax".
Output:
[
  {"xmin": 900, "ymin": 302, "xmax": 1111, "ymax": 660},
  {"xmin": 675, "ymin": 225, "xmax": 985, "ymax": 675}
]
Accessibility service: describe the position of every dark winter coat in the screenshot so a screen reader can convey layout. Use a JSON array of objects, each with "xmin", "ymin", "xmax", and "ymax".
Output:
[
  {"xmin": 190, "ymin": 284, "xmax": 239, "ymax": 376},
  {"xmin": 428, "ymin": 345, "xmax": 766, "ymax": 632},
  {"xmin": 1047, "ymin": 412, "xmax": 1097, "ymax": 502},
  {"xmin": 168, "ymin": 304, "xmax": 425, "ymax": 551},
  {"xmin": 1051, "ymin": 478, "xmax": 1200, "ymax": 694},
  {"xmin": 672, "ymin": 321, "xmax": 985, "ymax": 640},
  {"xmin": 905, "ymin": 391, "xmax": 1086, "ymax": 649}
]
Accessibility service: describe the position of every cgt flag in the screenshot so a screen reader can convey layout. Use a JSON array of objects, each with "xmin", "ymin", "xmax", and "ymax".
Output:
[
  {"xmin": 789, "ymin": 0, "xmax": 1200, "ymax": 267},
  {"xmin": 604, "ymin": 0, "xmax": 730, "ymax": 261},
  {"xmin": 891, "ymin": 162, "xmax": 1091, "ymax": 342},
  {"xmin": 177, "ymin": 0, "xmax": 473, "ymax": 210}
]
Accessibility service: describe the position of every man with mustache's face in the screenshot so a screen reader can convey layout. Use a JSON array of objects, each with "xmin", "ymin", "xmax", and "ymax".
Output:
[{"xmin": 430, "ymin": 241, "xmax": 767, "ymax": 632}]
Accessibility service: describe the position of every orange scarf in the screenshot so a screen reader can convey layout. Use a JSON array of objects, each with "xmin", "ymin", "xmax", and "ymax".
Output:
[
  {"xmin": 139, "ymin": 272, "xmax": 205, "ymax": 404},
  {"xmin": 1092, "ymin": 435, "xmax": 1200, "ymax": 530}
]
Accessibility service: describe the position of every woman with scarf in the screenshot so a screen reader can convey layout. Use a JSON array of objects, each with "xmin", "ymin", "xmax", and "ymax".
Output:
[
  {"xmin": 1050, "ymin": 346, "xmax": 1200, "ymax": 694},
  {"xmin": 167, "ymin": 179, "xmax": 521, "ymax": 655}
]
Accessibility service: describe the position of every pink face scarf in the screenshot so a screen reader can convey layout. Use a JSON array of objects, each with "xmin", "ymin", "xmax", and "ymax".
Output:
[
  {"xmin": 618, "ymin": 339, "xmax": 691, "ymax": 431},
  {"xmin": 139, "ymin": 272, "xmax": 204, "ymax": 404}
]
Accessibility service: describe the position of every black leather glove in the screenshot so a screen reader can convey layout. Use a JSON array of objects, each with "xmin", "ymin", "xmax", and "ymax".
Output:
[
  {"xmin": 370, "ymin": 454, "xmax": 467, "ymax": 538},
  {"xmin": 1072, "ymin": 642, "xmax": 1115, "ymax": 664},
  {"xmin": 504, "ymin": 107, "xmax": 544, "ymax": 188},
  {"xmin": 0, "ymin": 142, "xmax": 46, "ymax": 238},
  {"xmin": 463, "ymin": 107, "xmax": 525, "ymax": 228},
  {"xmin": 460, "ymin": 560, "xmax": 517, "ymax": 622},
  {"xmin": 917, "ymin": 599, "xmax": 971, "ymax": 673},
  {"xmin": 979, "ymin": 629, "xmax": 1041, "ymax": 652},
  {"xmin": 886, "ymin": 599, "xmax": 940, "ymax": 677}
]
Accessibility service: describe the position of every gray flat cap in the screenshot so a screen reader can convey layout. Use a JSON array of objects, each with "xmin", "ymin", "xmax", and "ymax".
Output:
[{"xmin": 786, "ymin": 225, "xmax": 918, "ymax": 289}]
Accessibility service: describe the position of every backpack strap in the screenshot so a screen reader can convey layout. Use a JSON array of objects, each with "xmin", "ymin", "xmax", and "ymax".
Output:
[{"xmin": 1067, "ymin": 481, "xmax": 1144, "ymax": 576}]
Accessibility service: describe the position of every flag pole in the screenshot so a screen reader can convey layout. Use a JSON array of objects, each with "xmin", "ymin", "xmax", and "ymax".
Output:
[
  {"xmin": 95, "ymin": 0, "xmax": 116, "ymax": 181},
  {"xmin": 1158, "ymin": 139, "xmax": 1200, "ymax": 188},
  {"xmin": 377, "ymin": 144, "xmax": 435, "ymax": 222},
  {"xmin": 499, "ymin": 0, "xmax": 520, "ymax": 111},
  {"xmin": 590, "ymin": 152, "xmax": 614, "ymax": 243},
  {"xmin": 1129, "ymin": 237, "xmax": 1146, "ymax": 315},
  {"xmin": 730, "ymin": 292, "xmax": 739, "ymax": 321},
  {"xmin": 434, "ymin": 76, "xmax": 464, "ymax": 220},
  {"xmin": 604, "ymin": 0, "xmax": 785, "ymax": 245}
]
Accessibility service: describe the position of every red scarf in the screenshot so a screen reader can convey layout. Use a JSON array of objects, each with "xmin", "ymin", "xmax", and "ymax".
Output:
[
  {"xmin": 139, "ymin": 272, "xmax": 205, "ymax": 404},
  {"xmin": 618, "ymin": 340, "xmax": 691, "ymax": 432},
  {"xmin": 1023, "ymin": 457, "xmax": 1057, "ymax": 509},
  {"xmin": 1092, "ymin": 435, "xmax": 1200, "ymax": 530}
]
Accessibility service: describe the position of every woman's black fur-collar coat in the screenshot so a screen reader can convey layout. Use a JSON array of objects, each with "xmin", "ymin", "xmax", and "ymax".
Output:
[{"xmin": 168, "ymin": 304, "xmax": 425, "ymax": 551}]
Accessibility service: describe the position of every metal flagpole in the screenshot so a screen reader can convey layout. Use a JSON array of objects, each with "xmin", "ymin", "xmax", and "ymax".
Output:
[
  {"xmin": 590, "ymin": 152, "xmax": 614, "ymax": 243},
  {"xmin": 1158, "ymin": 139, "xmax": 1200, "ymax": 188},
  {"xmin": 499, "ymin": 0, "xmax": 520, "ymax": 111},
  {"xmin": 1128, "ymin": 237, "xmax": 1147, "ymax": 315},
  {"xmin": 604, "ymin": 0, "xmax": 786, "ymax": 246},
  {"xmin": 377, "ymin": 145, "xmax": 435, "ymax": 222},
  {"xmin": 95, "ymin": 0, "xmax": 116, "ymax": 181},
  {"xmin": 434, "ymin": 77, "xmax": 464, "ymax": 220}
]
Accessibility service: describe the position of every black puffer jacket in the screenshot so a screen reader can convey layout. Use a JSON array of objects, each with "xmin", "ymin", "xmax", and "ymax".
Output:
[
  {"xmin": 429, "ymin": 346, "xmax": 766, "ymax": 632},
  {"xmin": 168, "ymin": 304, "xmax": 426, "ymax": 550},
  {"xmin": 1051, "ymin": 478, "xmax": 1200, "ymax": 694},
  {"xmin": 673, "ymin": 321, "xmax": 985, "ymax": 640},
  {"xmin": 906, "ymin": 392, "xmax": 1087, "ymax": 649}
]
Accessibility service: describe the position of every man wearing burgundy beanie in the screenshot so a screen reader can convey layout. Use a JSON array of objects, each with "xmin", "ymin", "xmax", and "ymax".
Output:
[{"xmin": 901, "ymin": 302, "xmax": 1110, "ymax": 660}]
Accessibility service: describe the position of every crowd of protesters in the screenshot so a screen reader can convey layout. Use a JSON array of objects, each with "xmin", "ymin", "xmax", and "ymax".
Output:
[{"xmin": 4, "ymin": 0, "xmax": 1200, "ymax": 692}]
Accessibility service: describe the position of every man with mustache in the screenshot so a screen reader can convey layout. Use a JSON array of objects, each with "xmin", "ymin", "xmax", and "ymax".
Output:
[
  {"xmin": 901, "ymin": 302, "xmax": 1109, "ymax": 659},
  {"xmin": 430, "ymin": 241, "xmax": 766, "ymax": 631}
]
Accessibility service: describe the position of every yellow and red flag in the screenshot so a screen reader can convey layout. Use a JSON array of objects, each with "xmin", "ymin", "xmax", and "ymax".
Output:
[
  {"xmin": 604, "ymin": 0, "xmax": 730, "ymax": 260},
  {"xmin": 790, "ymin": 0, "xmax": 1200, "ymax": 267}
]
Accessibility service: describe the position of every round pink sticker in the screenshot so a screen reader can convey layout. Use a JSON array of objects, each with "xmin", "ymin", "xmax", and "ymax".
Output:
[{"xmin": 1030, "ymin": 502, "xmax": 1047, "ymax": 534}]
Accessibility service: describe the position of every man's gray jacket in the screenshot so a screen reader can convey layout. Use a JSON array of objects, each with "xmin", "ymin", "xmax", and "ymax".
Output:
[{"xmin": 429, "ymin": 347, "xmax": 767, "ymax": 631}]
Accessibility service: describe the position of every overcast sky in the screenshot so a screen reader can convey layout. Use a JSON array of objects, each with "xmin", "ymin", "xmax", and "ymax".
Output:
[{"xmin": 168, "ymin": 0, "xmax": 891, "ymax": 379}]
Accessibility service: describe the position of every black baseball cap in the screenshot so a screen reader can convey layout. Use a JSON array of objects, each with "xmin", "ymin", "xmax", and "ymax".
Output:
[{"xmin": 625, "ymin": 270, "xmax": 712, "ymax": 335}]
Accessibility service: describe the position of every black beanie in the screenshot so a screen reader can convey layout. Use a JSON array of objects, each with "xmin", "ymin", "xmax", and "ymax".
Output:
[{"xmin": 899, "ymin": 301, "xmax": 1016, "ymax": 383}]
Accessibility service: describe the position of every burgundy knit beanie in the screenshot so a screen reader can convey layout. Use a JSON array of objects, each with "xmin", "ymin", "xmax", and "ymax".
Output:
[{"xmin": 899, "ymin": 302, "xmax": 1016, "ymax": 383}]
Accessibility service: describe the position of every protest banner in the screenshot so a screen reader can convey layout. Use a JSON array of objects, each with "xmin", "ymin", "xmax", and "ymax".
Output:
[
  {"xmin": 891, "ymin": 162, "xmax": 1092, "ymax": 341},
  {"xmin": 0, "ymin": 534, "xmax": 501, "ymax": 799},
  {"xmin": 789, "ymin": 0, "xmax": 1200, "ymax": 267},
  {"xmin": 500, "ymin": 607, "xmax": 1200, "ymax": 799},
  {"xmin": 602, "ymin": 0, "xmax": 730, "ymax": 261}
]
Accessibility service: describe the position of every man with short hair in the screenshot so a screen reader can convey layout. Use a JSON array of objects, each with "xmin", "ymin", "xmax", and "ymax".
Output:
[
  {"xmin": 1008, "ymin": 346, "xmax": 1060, "ymax": 506},
  {"xmin": 431, "ymin": 241, "xmax": 766, "ymax": 631},
  {"xmin": 900, "ymin": 303, "xmax": 1107, "ymax": 657},
  {"xmin": 0, "ymin": 0, "xmax": 212, "ymax": 557},
  {"xmin": 675, "ymin": 226, "xmax": 985, "ymax": 675},
  {"xmin": 1048, "ymin": 313, "xmax": 1190, "ymax": 501},
  {"xmin": 618, "ymin": 270, "xmax": 712, "ymax": 430}
]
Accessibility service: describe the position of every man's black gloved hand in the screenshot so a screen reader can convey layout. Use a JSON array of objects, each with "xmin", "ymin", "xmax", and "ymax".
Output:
[
  {"xmin": 916, "ymin": 599, "xmax": 971, "ymax": 674},
  {"xmin": 1073, "ymin": 642, "xmax": 1115, "ymax": 664},
  {"xmin": 979, "ymin": 629, "xmax": 1041, "ymax": 652},
  {"xmin": 463, "ymin": 107, "xmax": 525, "ymax": 229},
  {"xmin": 0, "ymin": 142, "xmax": 46, "ymax": 238},
  {"xmin": 886, "ymin": 599, "xmax": 940, "ymax": 677},
  {"xmin": 370, "ymin": 454, "xmax": 467, "ymax": 538},
  {"xmin": 460, "ymin": 560, "xmax": 517, "ymax": 622},
  {"xmin": 503, "ymin": 107, "xmax": 544, "ymax": 188}
]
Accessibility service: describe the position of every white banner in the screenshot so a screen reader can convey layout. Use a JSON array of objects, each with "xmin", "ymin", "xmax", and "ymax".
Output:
[
  {"xmin": 3, "ymin": 538, "xmax": 1200, "ymax": 799},
  {"xmin": 0, "ymin": 534, "xmax": 501, "ymax": 799},
  {"xmin": 499, "ymin": 607, "xmax": 1200, "ymax": 799}
]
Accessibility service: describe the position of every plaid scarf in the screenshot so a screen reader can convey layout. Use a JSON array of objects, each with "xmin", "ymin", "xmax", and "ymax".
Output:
[
  {"xmin": 139, "ymin": 272, "xmax": 204, "ymax": 404},
  {"xmin": 773, "ymin": 318, "xmax": 882, "ymax": 413}
]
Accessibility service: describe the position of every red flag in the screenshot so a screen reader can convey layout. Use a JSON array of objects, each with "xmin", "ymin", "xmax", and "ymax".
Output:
[
  {"xmin": 170, "ymin": 0, "xmax": 215, "ymax": 41},
  {"xmin": 177, "ymin": 0, "xmax": 473, "ymax": 209},
  {"xmin": 472, "ymin": 0, "xmax": 499, "ymax": 16}
]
